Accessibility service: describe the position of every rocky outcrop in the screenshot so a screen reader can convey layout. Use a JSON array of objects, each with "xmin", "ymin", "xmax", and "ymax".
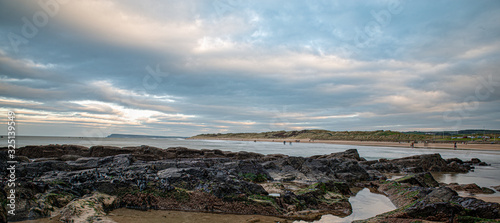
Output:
[
  {"xmin": 59, "ymin": 192, "xmax": 116, "ymax": 223},
  {"xmin": 447, "ymin": 183, "xmax": 496, "ymax": 194},
  {"xmin": 310, "ymin": 149, "xmax": 366, "ymax": 161},
  {"xmin": 372, "ymin": 179, "xmax": 500, "ymax": 222},
  {"xmin": 384, "ymin": 153, "xmax": 473, "ymax": 173},
  {"xmin": 494, "ymin": 185, "xmax": 500, "ymax": 192},
  {"xmin": 0, "ymin": 145, "xmax": 494, "ymax": 222},
  {"xmin": 394, "ymin": 172, "xmax": 439, "ymax": 188},
  {"xmin": 17, "ymin": 145, "xmax": 90, "ymax": 158},
  {"xmin": 0, "ymin": 187, "xmax": 7, "ymax": 223}
]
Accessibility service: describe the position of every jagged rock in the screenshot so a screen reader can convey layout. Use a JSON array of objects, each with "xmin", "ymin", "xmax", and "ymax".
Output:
[
  {"xmin": 395, "ymin": 172, "xmax": 439, "ymax": 188},
  {"xmin": 59, "ymin": 192, "xmax": 116, "ymax": 223},
  {"xmin": 89, "ymin": 146, "xmax": 135, "ymax": 157},
  {"xmin": 405, "ymin": 201, "xmax": 463, "ymax": 222},
  {"xmin": 424, "ymin": 187, "xmax": 458, "ymax": 203},
  {"xmin": 2, "ymin": 145, "xmax": 493, "ymax": 222},
  {"xmin": 493, "ymin": 185, "xmax": 500, "ymax": 192},
  {"xmin": 60, "ymin": 154, "xmax": 82, "ymax": 161},
  {"xmin": 17, "ymin": 145, "xmax": 89, "ymax": 158},
  {"xmin": 310, "ymin": 149, "xmax": 366, "ymax": 161},
  {"xmin": 454, "ymin": 196, "xmax": 500, "ymax": 219},
  {"xmin": 448, "ymin": 183, "xmax": 496, "ymax": 194},
  {"xmin": 388, "ymin": 153, "xmax": 471, "ymax": 173},
  {"xmin": 0, "ymin": 187, "xmax": 7, "ymax": 223}
]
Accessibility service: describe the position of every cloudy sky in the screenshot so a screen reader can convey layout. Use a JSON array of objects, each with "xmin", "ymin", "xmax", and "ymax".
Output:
[{"xmin": 1, "ymin": 0, "xmax": 499, "ymax": 137}]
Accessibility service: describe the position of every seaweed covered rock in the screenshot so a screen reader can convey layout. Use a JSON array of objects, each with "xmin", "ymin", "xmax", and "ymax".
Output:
[
  {"xmin": 2, "ymin": 145, "xmax": 492, "ymax": 222},
  {"xmin": 0, "ymin": 187, "xmax": 7, "ymax": 223},
  {"xmin": 394, "ymin": 172, "xmax": 439, "ymax": 188}
]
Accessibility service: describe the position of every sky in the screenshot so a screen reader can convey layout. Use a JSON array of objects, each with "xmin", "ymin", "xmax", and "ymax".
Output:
[{"xmin": 1, "ymin": 0, "xmax": 500, "ymax": 137}]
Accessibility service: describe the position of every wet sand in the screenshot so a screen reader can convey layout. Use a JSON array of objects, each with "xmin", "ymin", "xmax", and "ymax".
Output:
[
  {"xmin": 108, "ymin": 209, "xmax": 288, "ymax": 223},
  {"xmin": 471, "ymin": 194, "xmax": 500, "ymax": 203},
  {"xmin": 17, "ymin": 210, "xmax": 288, "ymax": 223},
  {"xmin": 194, "ymin": 138, "xmax": 500, "ymax": 151}
]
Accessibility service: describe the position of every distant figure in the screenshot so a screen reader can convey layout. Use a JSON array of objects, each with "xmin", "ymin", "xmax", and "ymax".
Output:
[
  {"xmin": 454, "ymin": 142, "xmax": 457, "ymax": 150},
  {"xmin": 289, "ymin": 141, "xmax": 292, "ymax": 145},
  {"xmin": 411, "ymin": 142, "xmax": 414, "ymax": 148},
  {"xmin": 254, "ymin": 140, "xmax": 256, "ymax": 142},
  {"xmin": 283, "ymin": 141, "xmax": 286, "ymax": 145}
]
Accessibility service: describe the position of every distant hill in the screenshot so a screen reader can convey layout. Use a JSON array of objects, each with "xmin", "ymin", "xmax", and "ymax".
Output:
[
  {"xmin": 191, "ymin": 129, "xmax": 500, "ymax": 142},
  {"xmin": 107, "ymin": 134, "xmax": 186, "ymax": 138},
  {"xmin": 191, "ymin": 129, "xmax": 429, "ymax": 141},
  {"xmin": 404, "ymin": 129, "xmax": 500, "ymax": 136}
]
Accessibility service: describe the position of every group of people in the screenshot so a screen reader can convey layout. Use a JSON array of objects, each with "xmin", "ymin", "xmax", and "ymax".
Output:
[{"xmin": 410, "ymin": 141, "xmax": 459, "ymax": 150}]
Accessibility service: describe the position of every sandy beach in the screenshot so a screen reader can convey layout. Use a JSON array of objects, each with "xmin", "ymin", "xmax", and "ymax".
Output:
[{"xmin": 193, "ymin": 138, "xmax": 500, "ymax": 151}]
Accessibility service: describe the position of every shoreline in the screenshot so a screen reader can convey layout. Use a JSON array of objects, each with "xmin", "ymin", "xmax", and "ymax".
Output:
[{"xmin": 190, "ymin": 137, "xmax": 500, "ymax": 151}]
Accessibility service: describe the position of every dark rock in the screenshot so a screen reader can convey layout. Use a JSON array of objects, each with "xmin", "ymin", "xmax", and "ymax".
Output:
[
  {"xmin": 14, "ymin": 155, "xmax": 30, "ymax": 163},
  {"xmin": 60, "ymin": 154, "xmax": 82, "ymax": 161},
  {"xmin": 236, "ymin": 151, "xmax": 264, "ymax": 160},
  {"xmin": 0, "ymin": 187, "xmax": 7, "ymax": 223},
  {"xmin": 446, "ymin": 158, "xmax": 463, "ymax": 164},
  {"xmin": 448, "ymin": 183, "xmax": 496, "ymax": 194},
  {"xmin": 89, "ymin": 146, "xmax": 135, "ymax": 157},
  {"xmin": 424, "ymin": 187, "xmax": 458, "ymax": 203},
  {"xmin": 470, "ymin": 158, "xmax": 481, "ymax": 164},
  {"xmin": 395, "ymin": 172, "xmax": 439, "ymax": 188},
  {"xmin": 17, "ymin": 145, "xmax": 89, "ymax": 158},
  {"xmin": 311, "ymin": 149, "xmax": 366, "ymax": 161},
  {"xmin": 5, "ymin": 145, "xmax": 490, "ymax": 222},
  {"xmin": 493, "ymin": 185, "xmax": 500, "ymax": 192},
  {"xmin": 389, "ymin": 153, "xmax": 472, "ymax": 173},
  {"xmin": 322, "ymin": 181, "xmax": 352, "ymax": 195},
  {"xmin": 453, "ymin": 196, "xmax": 500, "ymax": 219},
  {"xmin": 406, "ymin": 201, "xmax": 463, "ymax": 222}
]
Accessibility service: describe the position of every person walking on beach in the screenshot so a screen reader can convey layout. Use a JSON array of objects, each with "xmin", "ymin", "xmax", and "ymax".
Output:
[
  {"xmin": 454, "ymin": 142, "xmax": 457, "ymax": 150},
  {"xmin": 283, "ymin": 141, "xmax": 286, "ymax": 145}
]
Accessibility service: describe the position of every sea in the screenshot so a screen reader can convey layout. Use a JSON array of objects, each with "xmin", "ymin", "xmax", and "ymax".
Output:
[{"xmin": 11, "ymin": 136, "xmax": 500, "ymax": 223}]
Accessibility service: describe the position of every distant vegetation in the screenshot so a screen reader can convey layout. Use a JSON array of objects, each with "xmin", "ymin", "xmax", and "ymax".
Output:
[
  {"xmin": 191, "ymin": 129, "xmax": 500, "ymax": 142},
  {"xmin": 107, "ymin": 134, "xmax": 186, "ymax": 138}
]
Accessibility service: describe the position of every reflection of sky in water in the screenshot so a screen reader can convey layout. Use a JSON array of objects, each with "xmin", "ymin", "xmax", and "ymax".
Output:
[
  {"xmin": 432, "ymin": 165, "xmax": 500, "ymax": 188},
  {"xmin": 294, "ymin": 188, "xmax": 396, "ymax": 223}
]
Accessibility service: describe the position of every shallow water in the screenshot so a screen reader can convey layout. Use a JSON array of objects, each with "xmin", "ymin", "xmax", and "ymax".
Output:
[{"xmin": 294, "ymin": 188, "xmax": 396, "ymax": 223}]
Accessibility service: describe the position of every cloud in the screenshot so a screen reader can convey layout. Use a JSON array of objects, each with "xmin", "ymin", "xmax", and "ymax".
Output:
[{"xmin": 0, "ymin": 0, "xmax": 499, "ymax": 136}]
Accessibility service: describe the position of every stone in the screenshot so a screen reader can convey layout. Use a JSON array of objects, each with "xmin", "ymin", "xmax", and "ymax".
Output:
[
  {"xmin": 3, "ymin": 145, "xmax": 493, "ymax": 222},
  {"xmin": 395, "ymin": 172, "xmax": 439, "ymax": 188}
]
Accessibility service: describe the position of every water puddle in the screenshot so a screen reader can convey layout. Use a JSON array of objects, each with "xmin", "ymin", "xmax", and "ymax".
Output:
[{"xmin": 294, "ymin": 188, "xmax": 396, "ymax": 223}]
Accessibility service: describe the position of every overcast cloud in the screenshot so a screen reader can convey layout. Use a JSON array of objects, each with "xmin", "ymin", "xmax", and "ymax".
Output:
[{"xmin": 1, "ymin": 0, "xmax": 499, "ymax": 137}]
